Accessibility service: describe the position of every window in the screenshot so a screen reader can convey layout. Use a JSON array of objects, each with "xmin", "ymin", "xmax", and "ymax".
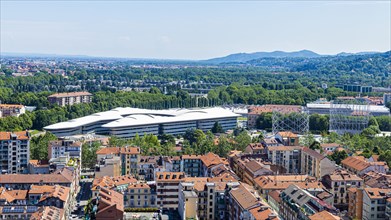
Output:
[{"xmin": 209, "ymin": 208, "xmax": 212, "ymax": 212}]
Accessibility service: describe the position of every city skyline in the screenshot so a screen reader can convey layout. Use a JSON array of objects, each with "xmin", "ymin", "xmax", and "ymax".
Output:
[{"xmin": 1, "ymin": 1, "xmax": 390, "ymax": 60}]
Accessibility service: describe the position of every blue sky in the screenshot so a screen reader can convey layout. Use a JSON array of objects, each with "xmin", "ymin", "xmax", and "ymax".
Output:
[{"xmin": 1, "ymin": 1, "xmax": 390, "ymax": 59}]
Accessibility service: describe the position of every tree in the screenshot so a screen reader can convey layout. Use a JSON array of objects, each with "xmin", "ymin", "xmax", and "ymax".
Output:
[
  {"xmin": 211, "ymin": 122, "xmax": 224, "ymax": 134},
  {"xmin": 30, "ymin": 132, "xmax": 57, "ymax": 160},
  {"xmin": 328, "ymin": 150, "xmax": 348, "ymax": 164},
  {"xmin": 300, "ymin": 133, "xmax": 316, "ymax": 147},
  {"xmin": 215, "ymin": 135, "xmax": 232, "ymax": 157},
  {"xmin": 379, "ymin": 150, "xmax": 391, "ymax": 167},
  {"xmin": 255, "ymin": 113, "xmax": 272, "ymax": 131},
  {"xmin": 82, "ymin": 141, "xmax": 101, "ymax": 168},
  {"xmin": 234, "ymin": 131, "xmax": 251, "ymax": 151}
]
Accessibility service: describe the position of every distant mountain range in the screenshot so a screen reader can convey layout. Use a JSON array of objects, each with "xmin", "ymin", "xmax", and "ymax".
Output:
[
  {"xmin": 205, "ymin": 50, "xmax": 381, "ymax": 63},
  {"xmin": 1, "ymin": 50, "xmax": 383, "ymax": 63}
]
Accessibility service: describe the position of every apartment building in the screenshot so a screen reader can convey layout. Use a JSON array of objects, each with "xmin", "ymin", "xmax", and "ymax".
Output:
[
  {"xmin": 362, "ymin": 188, "xmax": 391, "ymax": 220},
  {"xmin": 322, "ymin": 169, "xmax": 363, "ymax": 210},
  {"xmin": 275, "ymin": 131, "xmax": 300, "ymax": 146},
  {"xmin": 0, "ymin": 131, "xmax": 30, "ymax": 174},
  {"xmin": 267, "ymin": 146, "xmax": 302, "ymax": 174},
  {"xmin": 228, "ymin": 183, "xmax": 259, "ymax": 220},
  {"xmin": 156, "ymin": 172, "xmax": 186, "ymax": 211},
  {"xmin": 253, "ymin": 175, "xmax": 323, "ymax": 199},
  {"xmin": 0, "ymin": 185, "xmax": 71, "ymax": 220},
  {"xmin": 280, "ymin": 184, "xmax": 337, "ymax": 220},
  {"xmin": 95, "ymin": 154, "xmax": 121, "ymax": 178},
  {"xmin": 96, "ymin": 146, "xmax": 141, "ymax": 176},
  {"xmin": 48, "ymin": 91, "xmax": 92, "ymax": 106},
  {"xmin": 48, "ymin": 139, "xmax": 82, "ymax": 160},
  {"xmin": 261, "ymin": 137, "xmax": 282, "ymax": 148},
  {"xmin": 90, "ymin": 187, "xmax": 124, "ymax": 220},
  {"xmin": 162, "ymin": 156, "xmax": 181, "ymax": 172},
  {"xmin": 91, "ymin": 175, "xmax": 137, "ymax": 198},
  {"xmin": 182, "ymin": 155, "xmax": 202, "ymax": 177},
  {"xmin": 348, "ymin": 187, "xmax": 364, "ymax": 220},
  {"xmin": 124, "ymin": 182, "xmax": 156, "ymax": 208},
  {"xmin": 28, "ymin": 160, "xmax": 50, "ymax": 174},
  {"xmin": 361, "ymin": 171, "xmax": 391, "ymax": 188},
  {"xmin": 139, "ymin": 156, "xmax": 161, "ymax": 181},
  {"xmin": 0, "ymin": 104, "xmax": 26, "ymax": 117},
  {"xmin": 341, "ymin": 156, "xmax": 389, "ymax": 175},
  {"xmin": 386, "ymin": 198, "xmax": 391, "ymax": 220},
  {"xmin": 30, "ymin": 206, "xmax": 65, "ymax": 220},
  {"xmin": 178, "ymin": 176, "xmax": 240, "ymax": 220},
  {"xmin": 301, "ymin": 147, "xmax": 336, "ymax": 179},
  {"xmin": 245, "ymin": 143, "xmax": 266, "ymax": 154}
]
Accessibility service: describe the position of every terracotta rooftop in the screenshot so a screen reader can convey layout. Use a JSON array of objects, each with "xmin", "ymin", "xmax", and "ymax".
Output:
[
  {"xmin": 96, "ymin": 187, "xmax": 124, "ymax": 214},
  {"xmin": 0, "ymin": 104, "xmax": 24, "ymax": 108},
  {"xmin": 0, "ymin": 131, "xmax": 29, "ymax": 141},
  {"xmin": 341, "ymin": 156, "xmax": 389, "ymax": 172},
  {"xmin": 249, "ymin": 105, "xmax": 301, "ymax": 115},
  {"xmin": 30, "ymin": 206, "xmax": 64, "ymax": 220},
  {"xmin": 48, "ymin": 91, "xmax": 92, "ymax": 98},
  {"xmin": 363, "ymin": 188, "xmax": 391, "ymax": 199},
  {"xmin": 0, "ymin": 168, "xmax": 73, "ymax": 184},
  {"xmin": 29, "ymin": 160, "xmax": 50, "ymax": 167},
  {"xmin": 200, "ymin": 152, "xmax": 224, "ymax": 168},
  {"xmin": 156, "ymin": 172, "xmax": 185, "ymax": 182},
  {"xmin": 182, "ymin": 154, "xmax": 201, "ymax": 160},
  {"xmin": 302, "ymin": 147, "xmax": 325, "ymax": 160},
  {"xmin": 96, "ymin": 146, "xmax": 140, "ymax": 155},
  {"xmin": 254, "ymin": 175, "xmax": 322, "ymax": 190},
  {"xmin": 327, "ymin": 170, "xmax": 363, "ymax": 181},
  {"xmin": 268, "ymin": 190, "xmax": 281, "ymax": 203},
  {"xmin": 249, "ymin": 207, "xmax": 278, "ymax": 220},
  {"xmin": 39, "ymin": 185, "xmax": 70, "ymax": 203},
  {"xmin": 92, "ymin": 175, "xmax": 137, "ymax": 191},
  {"xmin": 277, "ymin": 131, "xmax": 298, "ymax": 138},
  {"xmin": 246, "ymin": 160, "xmax": 266, "ymax": 173},
  {"xmin": 247, "ymin": 143, "xmax": 265, "ymax": 150},
  {"xmin": 128, "ymin": 182, "xmax": 150, "ymax": 189},
  {"xmin": 184, "ymin": 177, "xmax": 208, "ymax": 191},
  {"xmin": 309, "ymin": 210, "xmax": 341, "ymax": 220},
  {"xmin": 229, "ymin": 184, "xmax": 260, "ymax": 210}
]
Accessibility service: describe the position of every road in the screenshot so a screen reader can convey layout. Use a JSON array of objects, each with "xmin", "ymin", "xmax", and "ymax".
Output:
[{"xmin": 70, "ymin": 176, "xmax": 93, "ymax": 220}]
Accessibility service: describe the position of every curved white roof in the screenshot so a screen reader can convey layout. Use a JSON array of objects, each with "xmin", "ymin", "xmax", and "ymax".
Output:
[
  {"xmin": 306, "ymin": 103, "xmax": 390, "ymax": 113},
  {"xmin": 44, "ymin": 107, "xmax": 240, "ymax": 130}
]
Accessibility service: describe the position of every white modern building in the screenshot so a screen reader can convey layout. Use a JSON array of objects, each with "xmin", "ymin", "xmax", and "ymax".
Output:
[
  {"xmin": 44, "ymin": 107, "xmax": 239, "ymax": 138},
  {"xmin": 306, "ymin": 103, "xmax": 390, "ymax": 116}
]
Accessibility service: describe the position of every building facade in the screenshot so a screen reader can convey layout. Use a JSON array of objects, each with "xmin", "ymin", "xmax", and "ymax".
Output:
[
  {"xmin": 0, "ymin": 131, "xmax": 30, "ymax": 174},
  {"xmin": 0, "ymin": 104, "xmax": 26, "ymax": 117},
  {"xmin": 362, "ymin": 188, "xmax": 391, "ymax": 220},
  {"xmin": 48, "ymin": 91, "xmax": 92, "ymax": 106}
]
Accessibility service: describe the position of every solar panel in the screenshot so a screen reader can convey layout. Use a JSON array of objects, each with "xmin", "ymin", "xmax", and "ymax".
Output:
[
  {"xmin": 2, "ymin": 207, "xmax": 11, "ymax": 213},
  {"xmin": 27, "ymin": 206, "xmax": 38, "ymax": 213}
]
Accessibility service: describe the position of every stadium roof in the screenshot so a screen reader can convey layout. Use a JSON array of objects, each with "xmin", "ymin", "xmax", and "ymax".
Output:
[
  {"xmin": 306, "ymin": 103, "xmax": 390, "ymax": 113},
  {"xmin": 44, "ymin": 107, "xmax": 240, "ymax": 130}
]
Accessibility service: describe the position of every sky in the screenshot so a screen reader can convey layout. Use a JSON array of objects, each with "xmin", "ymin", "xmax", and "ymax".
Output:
[{"xmin": 1, "ymin": 1, "xmax": 390, "ymax": 60}]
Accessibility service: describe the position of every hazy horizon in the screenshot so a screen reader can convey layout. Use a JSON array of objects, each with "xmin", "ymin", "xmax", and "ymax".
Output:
[{"xmin": 1, "ymin": 1, "xmax": 390, "ymax": 60}]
